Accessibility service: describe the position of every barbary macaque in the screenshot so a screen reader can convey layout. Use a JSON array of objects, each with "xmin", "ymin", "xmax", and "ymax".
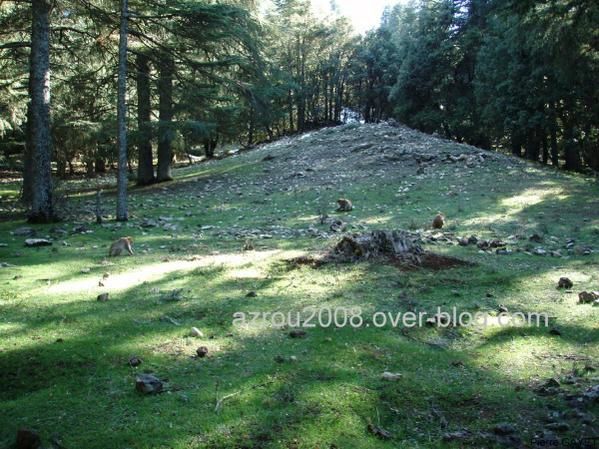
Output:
[
  {"xmin": 337, "ymin": 198, "xmax": 353, "ymax": 212},
  {"xmin": 109, "ymin": 237, "xmax": 134, "ymax": 257},
  {"xmin": 432, "ymin": 214, "xmax": 445, "ymax": 229}
]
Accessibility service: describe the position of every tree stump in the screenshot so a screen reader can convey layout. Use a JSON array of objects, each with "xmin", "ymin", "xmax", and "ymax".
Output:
[{"xmin": 331, "ymin": 230, "xmax": 424, "ymax": 265}]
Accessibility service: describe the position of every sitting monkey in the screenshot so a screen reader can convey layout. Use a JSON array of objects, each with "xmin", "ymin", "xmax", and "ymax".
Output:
[
  {"xmin": 109, "ymin": 237, "xmax": 134, "ymax": 257},
  {"xmin": 432, "ymin": 214, "xmax": 445, "ymax": 229},
  {"xmin": 337, "ymin": 198, "xmax": 353, "ymax": 212}
]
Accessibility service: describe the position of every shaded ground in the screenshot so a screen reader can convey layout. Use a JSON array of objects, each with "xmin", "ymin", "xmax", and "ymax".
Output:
[{"xmin": 0, "ymin": 123, "xmax": 598, "ymax": 448}]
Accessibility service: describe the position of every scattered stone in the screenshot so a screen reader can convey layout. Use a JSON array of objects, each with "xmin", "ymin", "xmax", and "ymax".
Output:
[
  {"xmin": 544, "ymin": 378, "xmax": 561, "ymax": 388},
  {"xmin": 140, "ymin": 218, "xmax": 159, "ymax": 228},
  {"xmin": 330, "ymin": 220, "xmax": 347, "ymax": 233},
  {"xmin": 196, "ymin": 346, "xmax": 209, "ymax": 358},
  {"xmin": 582, "ymin": 384, "xmax": 599, "ymax": 402},
  {"xmin": 442, "ymin": 430, "xmax": 471, "ymax": 442},
  {"xmin": 557, "ymin": 277, "xmax": 573, "ymax": 289},
  {"xmin": 493, "ymin": 423, "xmax": 516, "ymax": 436},
  {"xmin": 13, "ymin": 227, "xmax": 36, "ymax": 237},
  {"xmin": 578, "ymin": 291, "xmax": 599, "ymax": 304},
  {"xmin": 289, "ymin": 329, "xmax": 307, "ymax": 339},
  {"xmin": 529, "ymin": 233, "xmax": 544, "ymax": 243},
  {"xmin": 533, "ymin": 247, "xmax": 547, "ymax": 256},
  {"xmin": 367, "ymin": 424, "xmax": 392, "ymax": 440},
  {"xmin": 190, "ymin": 327, "xmax": 204, "ymax": 338},
  {"xmin": 544, "ymin": 422, "xmax": 570, "ymax": 432},
  {"xmin": 467, "ymin": 235, "xmax": 478, "ymax": 245},
  {"xmin": 160, "ymin": 289, "xmax": 183, "ymax": 302},
  {"xmin": 16, "ymin": 428, "xmax": 41, "ymax": 449},
  {"xmin": 24, "ymin": 238, "xmax": 52, "ymax": 247},
  {"xmin": 135, "ymin": 374, "xmax": 164, "ymax": 394},
  {"xmin": 381, "ymin": 372, "xmax": 402, "ymax": 381},
  {"xmin": 128, "ymin": 356, "xmax": 142, "ymax": 367},
  {"xmin": 97, "ymin": 293, "xmax": 110, "ymax": 302},
  {"xmin": 458, "ymin": 237, "xmax": 469, "ymax": 247}
]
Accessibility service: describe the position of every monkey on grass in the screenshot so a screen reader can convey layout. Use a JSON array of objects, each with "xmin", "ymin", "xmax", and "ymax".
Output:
[
  {"xmin": 337, "ymin": 198, "xmax": 353, "ymax": 212},
  {"xmin": 109, "ymin": 237, "xmax": 134, "ymax": 257}
]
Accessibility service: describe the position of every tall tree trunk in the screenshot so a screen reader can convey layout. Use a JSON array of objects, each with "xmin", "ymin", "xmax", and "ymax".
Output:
[
  {"xmin": 22, "ymin": 107, "xmax": 33, "ymax": 205},
  {"xmin": 115, "ymin": 0, "xmax": 129, "ymax": 221},
  {"xmin": 27, "ymin": 0, "xmax": 54, "ymax": 223},
  {"xmin": 136, "ymin": 52, "xmax": 154, "ymax": 186},
  {"xmin": 156, "ymin": 52, "xmax": 174, "ymax": 182},
  {"xmin": 550, "ymin": 103, "xmax": 559, "ymax": 167},
  {"xmin": 563, "ymin": 126, "xmax": 582, "ymax": 171},
  {"xmin": 541, "ymin": 134, "xmax": 548, "ymax": 165}
]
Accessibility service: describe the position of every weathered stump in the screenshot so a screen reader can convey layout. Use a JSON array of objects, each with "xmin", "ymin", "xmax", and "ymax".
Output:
[{"xmin": 331, "ymin": 230, "xmax": 424, "ymax": 266}]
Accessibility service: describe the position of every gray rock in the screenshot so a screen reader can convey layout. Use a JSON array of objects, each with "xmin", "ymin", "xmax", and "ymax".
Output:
[
  {"xmin": 24, "ymin": 238, "xmax": 52, "ymax": 247},
  {"xmin": 493, "ymin": 423, "xmax": 516, "ymax": 436},
  {"xmin": 135, "ymin": 374, "xmax": 163, "ymax": 394},
  {"xmin": 13, "ymin": 227, "xmax": 36, "ymax": 237}
]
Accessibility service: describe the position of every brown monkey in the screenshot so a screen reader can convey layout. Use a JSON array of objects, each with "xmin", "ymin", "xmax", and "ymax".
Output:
[
  {"xmin": 432, "ymin": 214, "xmax": 445, "ymax": 229},
  {"xmin": 109, "ymin": 237, "xmax": 134, "ymax": 257},
  {"xmin": 337, "ymin": 198, "xmax": 353, "ymax": 212}
]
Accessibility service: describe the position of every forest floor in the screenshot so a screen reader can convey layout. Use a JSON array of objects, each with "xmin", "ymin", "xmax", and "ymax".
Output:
[{"xmin": 1, "ymin": 122, "xmax": 598, "ymax": 449}]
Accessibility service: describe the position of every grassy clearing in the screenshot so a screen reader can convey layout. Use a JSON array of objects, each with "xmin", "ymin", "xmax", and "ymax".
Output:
[{"xmin": 0, "ymin": 124, "xmax": 597, "ymax": 448}]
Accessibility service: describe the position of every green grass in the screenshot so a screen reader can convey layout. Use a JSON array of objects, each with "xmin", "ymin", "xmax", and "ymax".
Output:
[{"xmin": 1, "ymin": 127, "xmax": 598, "ymax": 448}]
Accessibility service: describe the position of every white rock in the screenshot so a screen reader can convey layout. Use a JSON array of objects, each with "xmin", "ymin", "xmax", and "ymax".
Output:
[
  {"xmin": 381, "ymin": 372, "xmax": 402, "ymax": 381},
  {"xmin": 190, "ymin": 327, "xmax": 204, "ymax": 338}
]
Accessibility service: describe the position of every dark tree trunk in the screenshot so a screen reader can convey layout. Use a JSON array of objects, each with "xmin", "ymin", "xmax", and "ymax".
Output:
[
  {"xmin": 156, "ymin": 52, "xmax": 174, "ymax": 182},
  {"xmin": 541, "ymin": 135, "xmax": 548, "ymax": 165},
  {"xmin": 204, "ymin": 138, "xmax": 217, "ymax": 158},
  {"xmin": 27, "ymin": 0, "xmax": 55, "ymax": 223},
  {"xmin": 95, "ymin": 157, "xmax": 106, "ymax": 173},
  {"xmin": 550, "ymin": 102, "xmax": 559, "ymax": 167},
  {"xmin": 115, "ymin": 0, "xmax": 129, "ymax": 221},
  {"xmin": 563, "ymin": 126, "xmax": 582, "ymax": 171},
  {"xmin": 22, "ymin": 107, "xmax": 33, "ymax": 205},
  {"xmin": 136, "ymin": 52, "xmax": 154, "ymax": 186},
  {"xmin": 511, "ymin": 134, "xmax": 522, "ymax": 157}
]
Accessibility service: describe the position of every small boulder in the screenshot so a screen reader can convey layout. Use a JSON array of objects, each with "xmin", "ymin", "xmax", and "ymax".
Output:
[
  {"xmin": 97, "ymin": 293, "xmax": 110, "ymax": 302},
  {"xmin": 135, "ymin": 374, "xmax": 163, "ymax": 394},
  {"xmin": 24, "ymin": 239, "xmax": 52, "ymax": 247},
  {"xmin": 13, "ymin": 227, "xmax": 36, "ymax": 237},
  {"xmin": 381, "ymin": 372, "xmax": 402, "ymax": 381},
  {"xmin": 190, "ymin": 327, "xmax": 204, "ymax": 338},
  {"xmin": 128, "ymin": 356, "xmax": 142, "ymax": 367},
  {"xmin": 493, "ymin": 423, "xmax": 516, "ymax": 436},
  {"xmin": 289, "ymin": 329, "xmax": 307, "ymax": 339}
]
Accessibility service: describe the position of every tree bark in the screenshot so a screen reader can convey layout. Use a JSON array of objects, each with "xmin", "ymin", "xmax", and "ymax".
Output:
[
  {"xmin": 156, "ymin": 52, "xmax": 174, "ymax": 182},
  {"xmin": 136, "ymin": 52, "xmax": 154, "ymax": 185},
  {"xmin": 115, "ymin": 0, "xmax": 129, "ymax": 221},
  {"xmin": 26, "ymin": 0, "xmax": 55, "ymax": 223}
]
